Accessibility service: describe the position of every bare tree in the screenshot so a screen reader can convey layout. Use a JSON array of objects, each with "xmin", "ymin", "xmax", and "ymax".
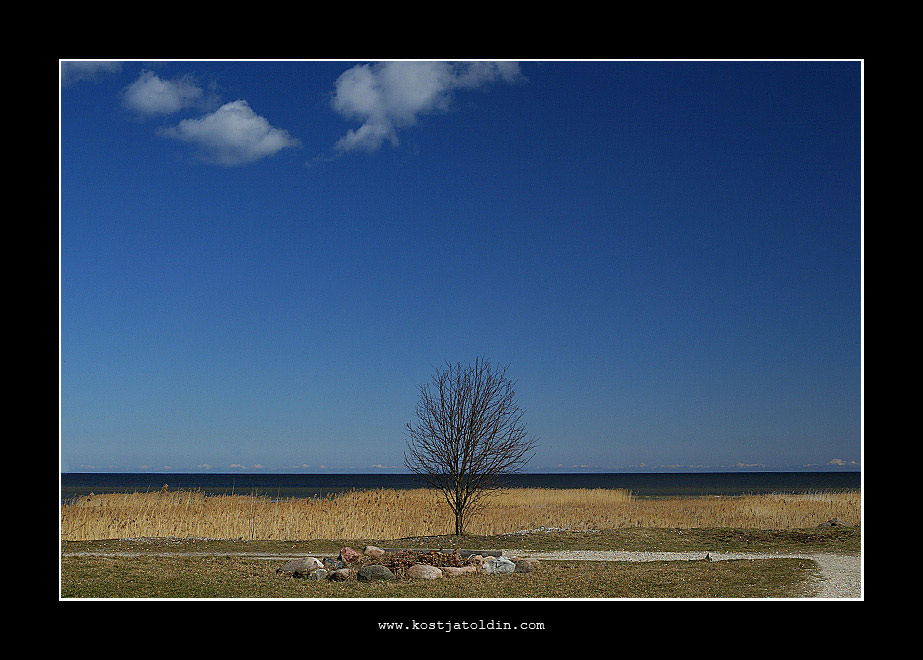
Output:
[{"xmin": 404, "ymin": 358, "xmax": 537, "ymax": 536}]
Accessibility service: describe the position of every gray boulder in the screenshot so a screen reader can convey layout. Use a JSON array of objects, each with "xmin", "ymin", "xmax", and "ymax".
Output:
[
  {"xmin": 276, "ymin": 557, "xmax": 324, "ymax": 576},
  {"xmin": 306, "ymin": 568, "xmax": 328, "ymax": 581},
  {"xmin": 323, "ymin": 557, "xmax": 347, "ymax": 571},
  {"xmin": 481, "ymin": 556, "xmax": 515, "ymax": 575},
  {"xmin": 357, "ymin": 564, "xmax": 396, "ymax": 582}
]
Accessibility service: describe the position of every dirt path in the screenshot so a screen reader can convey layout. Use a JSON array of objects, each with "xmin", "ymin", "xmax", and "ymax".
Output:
[{"xmin": 61, "ymin": 548, "xmax": 860, "ymax": 598}]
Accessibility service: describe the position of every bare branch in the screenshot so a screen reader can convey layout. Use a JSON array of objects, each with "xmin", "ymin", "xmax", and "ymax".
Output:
[{"xmin": 404, "ymin": 357, "xmax": 537, "ymax": 535}]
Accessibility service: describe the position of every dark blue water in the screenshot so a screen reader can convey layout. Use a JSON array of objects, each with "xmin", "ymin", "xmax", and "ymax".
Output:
[{"xmin": 60, "ymin": 471, "xmax": 860, "ymax": 502}]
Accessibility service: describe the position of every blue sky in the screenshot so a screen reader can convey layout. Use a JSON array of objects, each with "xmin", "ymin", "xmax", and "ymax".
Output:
[{"xmin": 60, "ymin": 60, "xmax": 862, "ymax": 473}]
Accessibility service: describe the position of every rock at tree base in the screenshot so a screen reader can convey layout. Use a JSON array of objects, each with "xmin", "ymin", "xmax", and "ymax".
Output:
[
  {"xmin": 406, "ymin": 564, "xmax": 443, "ymax": 579},
  {"xmin": 481, "ymin": 556, "xmax": 515, "ymax": 575},
  {"xmin": 357, "ymin": 564, "xmax": 395, "ymax": 581},
  {"xmin": 339, "ymin": 547, "xmax": 362, "ymax": 563},
  {"xmin": 276, "ymin": 557, "xmax": 324, "ymax": 576}
]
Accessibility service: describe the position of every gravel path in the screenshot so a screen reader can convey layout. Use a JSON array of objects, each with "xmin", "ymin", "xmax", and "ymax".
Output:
[
  {"xmin": 502, "ymin": 549, "xmax": 861, "ymax": 598},
  {"xmin": 62, "ymin": 548, "xmax": 860, "ymax": 598}
]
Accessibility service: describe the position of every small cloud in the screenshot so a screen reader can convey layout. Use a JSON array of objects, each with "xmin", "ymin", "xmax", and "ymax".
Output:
[
  {"xmin": 734, "ymin": 462, "xmax": 767, "ymax": 468},
  {"xmin": 122, "ymin": 70, "xmax": 206, "ymax": 115},
  {"xmin": 330, "ymin": 61, "xmax": 524, "ymax": 153},
  {"xmin": 229, "ymin": 463, "xmax": 246, "ymax": 469},
  {"xmin": 197, "ymin": 464, "xmax": 212, "ymax": 470},
  {"xmin": 138, "ymin": 465, "xmax": 150, "ymax": 470},
  {"xmin": 162, "ymin": 100, "xmax": 300, "ymax": 165},
  {"xmin": 251, "ymin": 464, "xmax": 265, "ymax": 469},
  {"xmin": 828, "ymin": 458, "xmax": 848, "ymax": 466},
  {"xmin": 61, "ymin": 60, "xmax": 121, "ymax": 86},
  {"xmin": 79, "ymin": 464, "xmax": 96, "ymax": 470}
]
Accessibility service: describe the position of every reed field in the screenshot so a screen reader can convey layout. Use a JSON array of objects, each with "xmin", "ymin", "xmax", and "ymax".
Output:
[{"xmin": 60, "ymin": 487, "xmax": 860, "ymax": 541}]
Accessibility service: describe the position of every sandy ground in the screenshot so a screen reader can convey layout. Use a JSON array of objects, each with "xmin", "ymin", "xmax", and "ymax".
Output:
[{"xmin": 61, "ymin": 547, "xmax": 861, "ymax": 598}]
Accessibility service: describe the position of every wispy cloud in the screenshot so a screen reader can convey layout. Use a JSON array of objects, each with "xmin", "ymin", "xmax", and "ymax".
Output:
[
  {"xmin": 161, "ymin": 100, "xmax": 300, "ymax": 166},
  {"xmin": 828, "ymin": 458, "xmax": 858, "ymax": 466},
  {"xmin": 61, "ymin": 60, "xmax": 121, "ymax": 86},
  {"xmin": 122, "ymin": 70, "xmax": 207, "ymax": 115},
  {"xmin": 331, "ymin": 61, "xmax": 524, "ymax": 152}
]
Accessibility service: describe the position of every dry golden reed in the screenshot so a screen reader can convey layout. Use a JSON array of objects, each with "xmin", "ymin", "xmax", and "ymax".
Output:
[{"xmin": 60, "ymin": 488, "xmax": 860, "ymax": 541}]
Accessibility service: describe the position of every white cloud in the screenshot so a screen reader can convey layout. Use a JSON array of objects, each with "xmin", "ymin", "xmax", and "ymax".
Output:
[
  {"xmin": 197, "ymin": 464, "xmax": 212, "ymax": 470},
  {"xmin": 331, "ymin": 61, "xmax": 523, "ymax": 152},
  {"xmin": 828, "ymin": 458, "xmax": 847, "ymax": 466},
  {"xmin": 122, "ymin": 70, "xmax": 205, "ymax": 115},
  {"xmin": 162, "ymin": 100, "xmax": 300, "ymax": 165},
  {"xmin": 61, "ymin": 61, "xmax": 121, "ymax": 86}
]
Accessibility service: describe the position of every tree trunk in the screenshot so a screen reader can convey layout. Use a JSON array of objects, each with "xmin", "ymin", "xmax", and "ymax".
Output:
[{"xmin": 455, "ymin": 511, "xmax": 464, "ymax": 536}]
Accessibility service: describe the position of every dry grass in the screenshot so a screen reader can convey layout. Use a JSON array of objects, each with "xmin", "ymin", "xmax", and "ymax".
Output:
[
  {"xmin": 61, "ymin": 556, "xmax": 817, "ymax": 599},
  {"xmin": 60, "ymin": 487, "xmax": 860, "ymax": 541}
]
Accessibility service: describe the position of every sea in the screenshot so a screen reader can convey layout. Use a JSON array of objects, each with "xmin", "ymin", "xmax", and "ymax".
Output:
[{"xmin": 60, "ymin": 471, "xmax": 860, "ymax": 503}]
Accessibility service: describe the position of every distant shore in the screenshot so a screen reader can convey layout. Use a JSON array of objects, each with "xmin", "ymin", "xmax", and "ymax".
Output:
[{"xmin": 61, "ymin": 471, "xmax": 861, "ymax": 503}]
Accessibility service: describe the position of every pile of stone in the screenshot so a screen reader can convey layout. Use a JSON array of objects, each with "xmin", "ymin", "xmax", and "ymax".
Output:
[{"xmin": 276, "ymin": 545, "xmax": 540, "ymax": 582}]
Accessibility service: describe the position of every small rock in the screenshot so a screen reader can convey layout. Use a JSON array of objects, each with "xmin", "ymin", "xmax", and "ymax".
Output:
[
  {"xmin": 443, "ymin": 565, "xmax": 477, "ymax": 577},
  {"xmin": 481, "ymin": 556, "xmax": 515, "ymax": 575},
  {"xmin": 276, "ymin": 556, "xmax": 324, "ymax": 576},
  {"xmin": 817, "ymin": 517, "xmax": 852, "ymax": 527},
  {"xmin": 357, "ymin": 564, "xmax": 395, "ymax": 582},
  {"xmin": 306, "ymin": 568, "xmax": 328, "ymax": 581},
  {"xmin": 323, "ymin": 557, "xmax": 346, "ymax": 571},
  {"xmin": 339, "ymin": 546, "xmax": 362, "ymax": 563},
  {"xmin": 363, "ymin": 545, "xmax": 385, "ymax": 558},
  {"xmin": 329, "ymin": 568, "xmax": 351, "ymax": 581},
  {"xmin": 513, "ymin": 558, "xmax": 540, "ymax": 573},
  {"xmin": 406, "ymin": 564, "xmax": 443, "ymax": 580}
]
